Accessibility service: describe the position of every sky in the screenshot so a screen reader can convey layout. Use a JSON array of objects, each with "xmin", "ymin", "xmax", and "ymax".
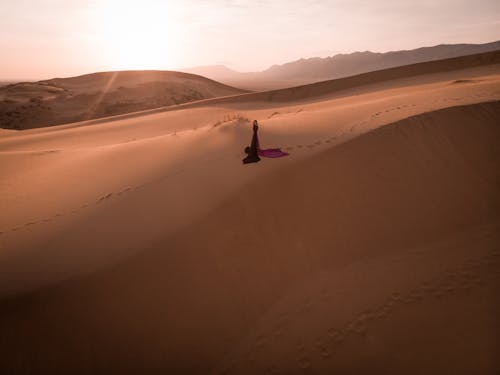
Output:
[{"xmin": 1, "ymin": 0, "xmax": 499, "ymax": 80}]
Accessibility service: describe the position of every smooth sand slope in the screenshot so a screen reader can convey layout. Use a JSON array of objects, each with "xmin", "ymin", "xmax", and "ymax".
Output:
[{"xmin": 0, "ymin": 58, "xmax": 499, "ymax": 374}]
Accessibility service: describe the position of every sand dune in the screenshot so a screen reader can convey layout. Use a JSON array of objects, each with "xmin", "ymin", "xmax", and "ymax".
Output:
[
  {"xmin": 0, "ymin": 56, "xmax": 499, "ymax": 374},
  {"xmin": 49, "ymin": 49, "xmax": 500, "ymax": 129},
  {"xmin": 1, "ymin": 50, "xmax": 498, "ymax": 133},
  {"xmin": 0, "ymin": 70, "xmax": 245, "ymax": 130}
]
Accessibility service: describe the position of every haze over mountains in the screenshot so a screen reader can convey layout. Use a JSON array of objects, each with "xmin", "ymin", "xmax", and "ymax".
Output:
[{"xmin": 183, "ymin": 40, "xmax": 500, "ymax": 90}]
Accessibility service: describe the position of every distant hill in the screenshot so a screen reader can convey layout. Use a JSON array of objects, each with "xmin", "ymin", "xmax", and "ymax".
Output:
[
  {"xmin": 184, "ymin": 65, "xmax": 242, "ymax": 81},
  {"xmin": 0, "ymin": 70, "xmax": 246, "ymax": 130},
  {"xmin": 0, "ymin": 81, "xmax": 18, "ymax": 88},
  {"xmin": 182, "ymin": 40, "xmax": 500, "ymax": 90},
  {"xmin": 181, "ymin": 66, "xmax": 293, "ymax": 92}
]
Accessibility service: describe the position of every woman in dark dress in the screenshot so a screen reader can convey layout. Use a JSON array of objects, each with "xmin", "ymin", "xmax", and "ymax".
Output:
[{"xmin": 242, "ymin": 120, "xmax": 261, "ymax": 164}]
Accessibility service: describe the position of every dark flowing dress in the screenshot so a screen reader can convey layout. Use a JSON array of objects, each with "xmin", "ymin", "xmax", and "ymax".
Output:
[{"xmin": 242, "ymin": 124, "xmax": 261, "ymax": 164}]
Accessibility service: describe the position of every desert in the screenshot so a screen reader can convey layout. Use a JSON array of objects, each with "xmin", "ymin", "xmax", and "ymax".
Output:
[
  {"xmin": 1, "ymin": 1, "xmax": 500, "ymax": 373},
  {"xmin": 1, "ymin": 50, "xmax": 500, "ymax": 373}
]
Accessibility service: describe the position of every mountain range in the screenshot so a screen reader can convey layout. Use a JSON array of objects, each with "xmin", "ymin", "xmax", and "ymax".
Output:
[{"xmin": 183, "ymin": 40, "xmax": 500, "ymax": 90}]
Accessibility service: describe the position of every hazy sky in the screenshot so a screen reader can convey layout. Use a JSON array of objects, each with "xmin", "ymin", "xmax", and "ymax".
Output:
[{"xmin": 1, "ymin": 0, "xmax": 499, "ymax": 80}]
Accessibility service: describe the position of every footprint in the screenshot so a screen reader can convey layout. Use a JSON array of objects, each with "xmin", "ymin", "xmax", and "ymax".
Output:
[
  {"xmin": 314, "ymin": 339, "xmax": 323, "ymax": 350},
  {"xmin": 320, "ymin": 347, "xmax": 331, "ymax": 359},
  {"xmin": 409, "ymin": 289, "xmax": 424, "ymax": 300},
  {"xmin": 401, "ymin": 295, "xmax": 418, "ymax": 304},
  {"xmin": 296, "ymin": 342, "xmax": 306, "ymax": 353},
  {"xmin": 118, "ymin": 187, "xmax": 132, "ymax": 195},
  {"xmin": 327, "ymin": 328, "xmax": 345, "ymax": 343},
  {"xmin": 98, "ymin": 193, "xmax": 113, "ymax": 202},
  {"xmin": 314, "ymin": 339, "xmax": 331, "ymax": 358},
  {"xmin": 344, "ymin": 320, "xmax": 357, "ymax": 332},
  {"xmin": 298, "ymin": 357, "xmax": 311, "ymax": 370},
  {"xmin": 353, "ymin": 323, "xmax": 368, "ymax": 336},
  {"xmin": 255, "ymin": 335, "xmax": 267, "ymax": 349},
  {"xmin": 419, "ymin": 282, "xmax": 435, "ymax": 293},
  {"xmin": 343, "ymin": 316, "xmax": 369, "ymax": 336},
  {"xmin": 390, "ymin": 292, "xmax": 403, "ymax": 302},
  {"xmin": 374, "ymin": 305, "xmax": 391, "ymax": 318},
  {"xmin": 357, "ymin": 309, "xmax": 375, "ymax": 323}
]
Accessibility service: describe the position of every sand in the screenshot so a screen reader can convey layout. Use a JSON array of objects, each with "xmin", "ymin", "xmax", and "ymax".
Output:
[
  {"xmin": 0, "ymin": 70, "xmax": 246, "ymax": 130},
  {"xmin": 0, "ymin": 53, "xmax": 499, "ymax": 374}
]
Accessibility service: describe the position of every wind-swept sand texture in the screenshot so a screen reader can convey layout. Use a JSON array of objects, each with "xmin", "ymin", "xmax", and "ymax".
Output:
[{"xmin": 0, "ymin": 56, "xmax": 499, "ymax": 374}]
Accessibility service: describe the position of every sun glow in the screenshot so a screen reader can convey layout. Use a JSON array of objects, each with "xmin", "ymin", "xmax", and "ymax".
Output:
[{"xmin": 92, "ymin": 0, "xmax": 181, "ymax": 70}]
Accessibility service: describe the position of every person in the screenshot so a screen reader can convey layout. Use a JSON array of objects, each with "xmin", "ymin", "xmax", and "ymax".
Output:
[{"xmin": 242, "ymin": 120, "xmax": 261, "ymax": 164}]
